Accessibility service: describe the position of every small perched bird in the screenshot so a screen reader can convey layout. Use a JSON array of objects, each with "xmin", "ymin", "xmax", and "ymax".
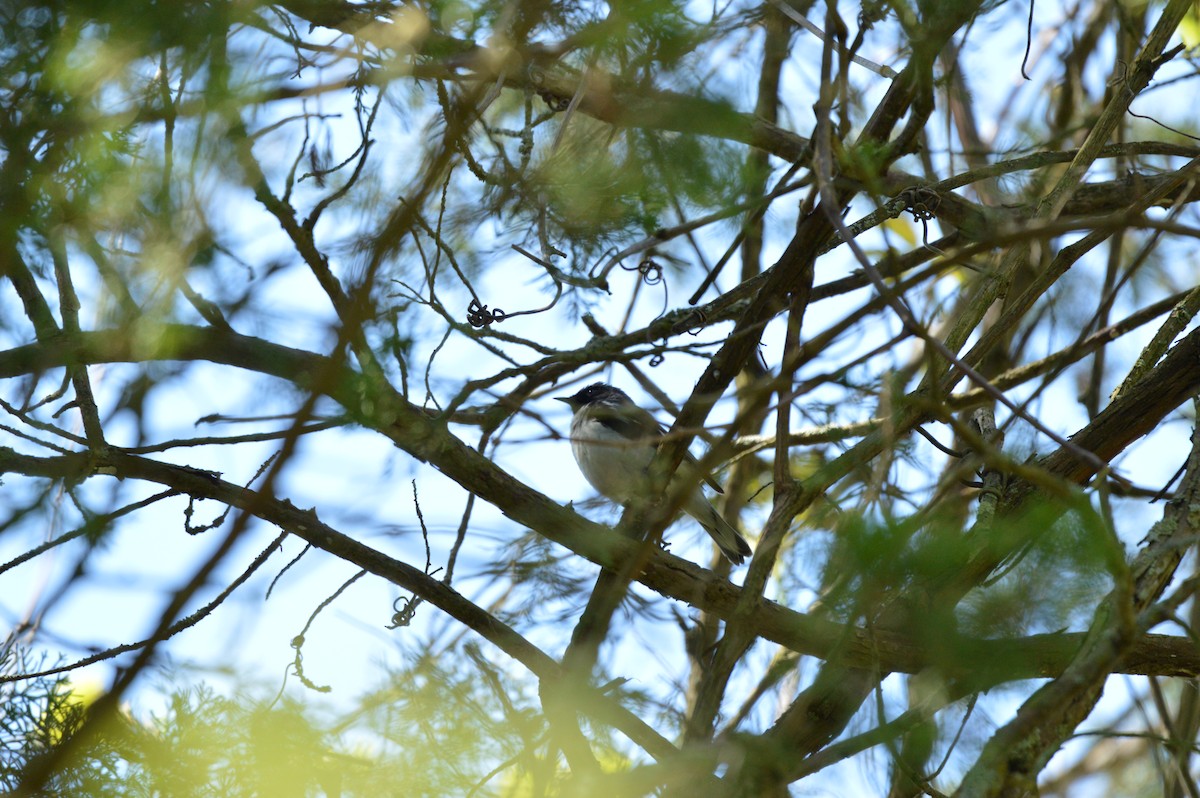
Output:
[{"xmin": 557, "ymin": 383, "xmax": 752, "ymax": 565}]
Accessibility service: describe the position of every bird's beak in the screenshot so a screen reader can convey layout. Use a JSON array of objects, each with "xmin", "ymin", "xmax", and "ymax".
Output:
[{"xmin": 555, "ymin": 396, "xmax": 573, "ymax": 406}]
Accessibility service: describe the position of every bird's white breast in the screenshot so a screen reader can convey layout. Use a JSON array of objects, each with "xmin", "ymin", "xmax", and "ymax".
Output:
[{"xmin": 570, "ymin": 414, "xmax": 655, "ymax": 504}]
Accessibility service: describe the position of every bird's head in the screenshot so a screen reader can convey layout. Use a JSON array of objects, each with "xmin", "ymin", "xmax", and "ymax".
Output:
[{"xmin": 556, "ymin": 383, "xmax": 633, "ymax": 411}]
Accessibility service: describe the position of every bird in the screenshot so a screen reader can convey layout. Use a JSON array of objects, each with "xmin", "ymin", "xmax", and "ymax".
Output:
[{"xmin": 557, "ymin": 382, "xmax": 752, "ymax": 565}]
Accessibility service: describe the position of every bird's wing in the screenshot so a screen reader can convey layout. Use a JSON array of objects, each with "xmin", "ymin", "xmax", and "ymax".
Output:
[
  {"xmin": 590, "ymin": 402, "xmax": 664, "ymax": 441},
  {"xmin": 592, "ymin": 404, "xmax": 726, "ymax": 493}
]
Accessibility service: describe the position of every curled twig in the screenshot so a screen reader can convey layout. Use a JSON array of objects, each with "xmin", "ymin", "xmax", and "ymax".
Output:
[
  {"xmin": 467, "ymin": 297, "xmax": 507, "ymax": 327},
  {"xmin": 624, "ymin": 257, "xmax": 664, "ymax": 286},
  {"xmin": 897, "ymin": 186, "xmax": 941, "ymax": 222},
  {"xmin": 391, "ymin": 480, "xmax": 443, "ymax": 628},
  {"xmin": 895, "ymin": 186, "xmax": 943, "ymax": 250}
]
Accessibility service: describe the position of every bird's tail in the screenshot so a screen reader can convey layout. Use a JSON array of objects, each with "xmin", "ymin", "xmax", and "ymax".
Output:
[{"xmin": 690, "ymin": 498, "xmax": 752, "ymax": 565}]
